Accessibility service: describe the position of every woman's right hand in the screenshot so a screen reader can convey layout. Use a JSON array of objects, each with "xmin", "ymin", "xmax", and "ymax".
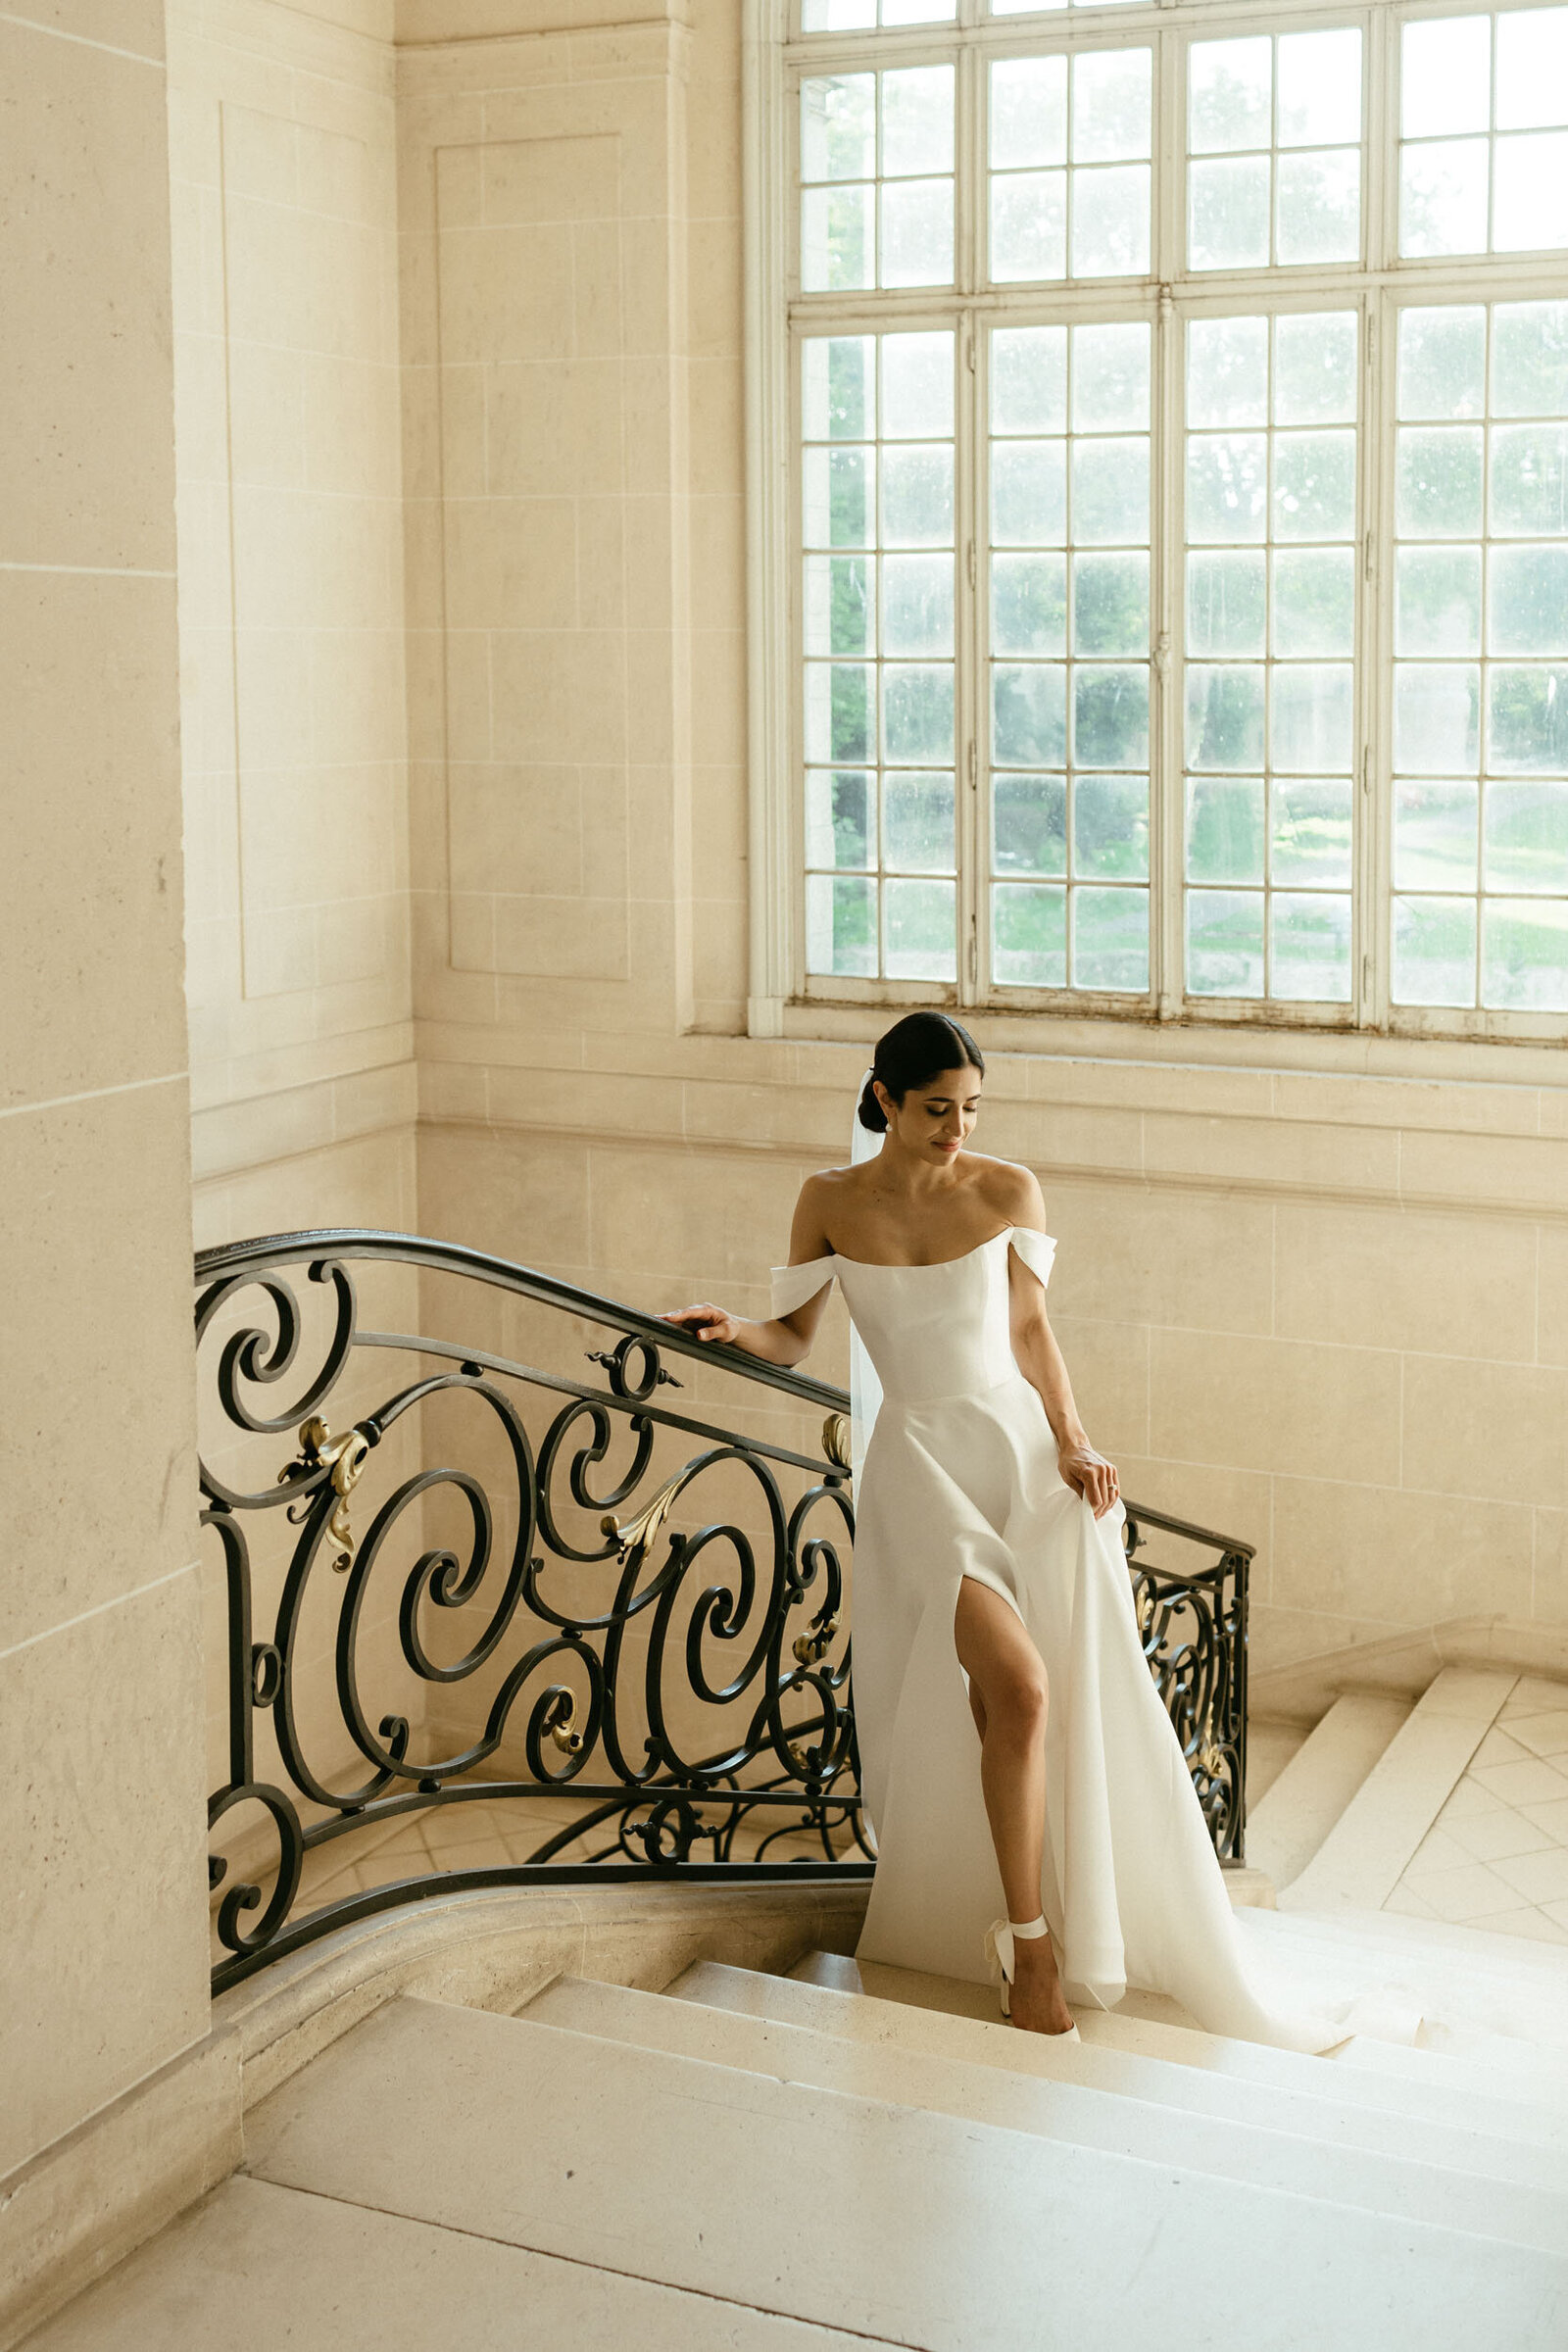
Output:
[{"xmin": 662, "ymin": 1302, "xmax": 744, "ymax": 1347}]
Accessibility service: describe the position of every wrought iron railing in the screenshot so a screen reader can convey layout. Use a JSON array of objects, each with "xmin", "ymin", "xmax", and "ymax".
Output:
[{"xmin": 196, "ymin": 1229, "xmax": 1251, "ymax": 1992}]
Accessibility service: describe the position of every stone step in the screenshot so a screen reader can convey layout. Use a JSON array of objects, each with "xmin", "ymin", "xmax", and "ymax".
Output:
[
  {"xmin": 19, "ymin": 2174, "xmax": 861, "ymax": 2352},
  {"xmin": 773, "ymin": 1951, "xmax": 1568, "ymax": 2152},
  {"xmin": 1248, "ymin": 1693, "xmax": 1413, "ymax": 1891},
  {"xmin": 243, "ymin": 1993, "xmax": 1567, "ymax": 2352},
  {"xmin": 526, "ymin": 1972, "xmax": 1568, "ymax": 2242},
  {"xmin": 1280, "ymin": 1667, "xmax": 1516, "ymax": 1914}
]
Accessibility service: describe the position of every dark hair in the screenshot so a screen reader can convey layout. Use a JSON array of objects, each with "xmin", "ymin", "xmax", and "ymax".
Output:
[{"xmin": 857, "ymin": 1012, "xmax": 986, "ymax": 1133}]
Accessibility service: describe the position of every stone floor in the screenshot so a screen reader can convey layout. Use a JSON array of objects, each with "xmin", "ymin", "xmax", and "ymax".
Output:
[{"xmin": 1384, "ymin": 1677, "xmax": 1568, "ymax": 1944}]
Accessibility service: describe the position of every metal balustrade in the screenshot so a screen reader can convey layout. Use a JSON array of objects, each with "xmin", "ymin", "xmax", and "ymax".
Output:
[{"xmin": 197, "ymin": 1230, "xmax": 1251, "ymax": 1992}]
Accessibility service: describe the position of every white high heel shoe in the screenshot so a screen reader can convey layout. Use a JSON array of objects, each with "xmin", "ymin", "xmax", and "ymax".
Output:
[{"xmin": 984, "ymin": 1914, "xmax": 1081, "ymax": 2038}]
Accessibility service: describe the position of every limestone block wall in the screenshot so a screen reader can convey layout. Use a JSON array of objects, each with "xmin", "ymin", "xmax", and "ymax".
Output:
[
  {"xmin": 0, "ymin": 0, "xmax": 209, "ymax": 2184},
  {"xmin": 168, "ymin": 0, "xmax": 417, "ymax": 1252}
]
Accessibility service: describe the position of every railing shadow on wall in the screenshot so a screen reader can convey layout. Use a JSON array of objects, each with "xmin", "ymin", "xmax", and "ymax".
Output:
[{"xmin": 196, "ymin": 1231, "xmax": 1253, "ymax": 1993}]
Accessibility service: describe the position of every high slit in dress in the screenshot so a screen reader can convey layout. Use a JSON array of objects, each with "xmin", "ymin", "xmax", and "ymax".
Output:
[{"xmin": 772, "ymin": 1225, "xmax": 1354, "ymax": 2056}]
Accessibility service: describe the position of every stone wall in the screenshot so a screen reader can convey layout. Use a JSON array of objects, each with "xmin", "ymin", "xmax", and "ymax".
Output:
[{"xmin": 0, "ymin": 0, "xmax": 208, "ymax": 2184}]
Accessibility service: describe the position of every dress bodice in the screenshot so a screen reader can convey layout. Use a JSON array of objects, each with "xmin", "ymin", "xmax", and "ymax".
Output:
[{"xmin": 770, "ymin": 1227, "xmax": 1055, "ymax": 1406}]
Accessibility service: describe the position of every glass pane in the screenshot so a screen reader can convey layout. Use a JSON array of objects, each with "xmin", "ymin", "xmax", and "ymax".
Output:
[
  {"xmin": 802, "ymin": 75, "xmax": 876, "ymax": 181},
  {"xmin": 882, "ymin": 332, "xmax": 954, "ymax": 437},
  {"xmin": 992, "ymin": 442, "xmax": 1066, "ymax": 545},
  {"xmin": 1072, "ymin": 885, "xmax": 1149, "ymax": 991},
  {"xmin": 1271, "ymin": 777, "xmax": 1351, "ymax": 886},
  {"xmin": 1188, "ymin": 317, "xmax": 1269, "ymax": 429},
  {"xmin": 1493, "ymin": 301, "xmax": 1568, "ymax": 417},
  {"xmin": 1489, "ymin": 424, "xmax": 1568, "ymax": 536},
  {"xmin": 1073, "ymin": 666, "xmax": 1149, "ymax": 766},
  {"xmin": 1187, "ymin": 433, "xmax": 1268, "ymax": 542},
  {"xmin": 1271, "ymin": 891, "xmax": 1352, "ymax": 1000},
  {"xmin": 1190, "ymin": 155, "xmax": 1271, "ymax": 270},
  {"xmin": 1392, "ymin": 893, "xmax": 1477, "ymax": 1005},
  {"xmin": 803, "ymin": 0, "xmax": 876, "ymax": 27},
  {"xmin": 883, "ymin": 662, "xmax": 955, "ymax": 762},
  {"xmin": 802, "ymin": 184, "xmax": 872, "ymax": 292},
  {"xmin": 882, "ymin": 67, "xmax": 955, "ymax": 177},
  {"xmin": 1482, "ymin": 896, "xmax": 1568, "ymax": 1007},
  {"xmin": 1275, "ymin": 149, "xmax": 1360, "ymax": 267},
  {"xmin": 884, "ymin": 771, "xmax": 956, "ymax": 872},
  {"xmin": 1396, "ymin": 427, "xmax": 1485, "ymax": 537},
  {"xmin": 1487, "ymin": 663, "xmax": 1568, "ymax": 771},
  {"xmin": 1070, "ymin": 164, "xmax": 1150, "ymax": 277},
  {"xmin": 1484, "ymin": 778, "xmax": 1568, "ymax": 892},
  {"xmin": 993, "ymin": 664, "xmax": 1067, "ymax": 764},
  {"xmin": 882, "ymin": 444, "xmax": 954, "ymax": 545},
  {"xmin": 1187, "ymin": 550, "xmax": 1267, "ymax": 656},
  {"xmin": 1073, "ymin": 772, "xmax": 1149, "ymax": 879},
  {"xmin": 805, "ymin": 553, "xmax": 873, "ymax": 655},
  {"xmin": 1400, "ymin": 138, "xmax": 1490, "ymax": 259},
  {"xmin": 1270, "ymin": 663, "xmax": 1353, "ymax": 772},
  {"xmin": 1187, "ymin": 664, "xmax": 1265, "ymax": 768},
  {"xmin": 991, "ymin": 57, "xmax": 1066, "ymax": 170},
  {"xmin": 1272, "ymin": 431, "xmax": 1355, "ymax": 540},
  {"xmin": 1187, "ymin": 888, "xmax": 1264, "ymax": 995},
  {"xmin": 805, "ymin": 768, "xmax": 874, "ymax": 870},
  {"xmin": 1072, "ymin": 323, "xmax": 1151, "ymax": 431},
  {"xmin": 1187, "ymin": 776, "xmax": 1264, "ymax": 884},
  {"xmin": 1071, "ymin": 437, "xmax": 1150, "ymax": 544},
  {"xmin": 881, "ymin": 178, "xmax": 954, "ymax": 287},
  {"xmin": 1072, "ymin": 552, "xmax": 1149, "ymax": 656},
  {"xmin": 1189, "ymin": 37, "xmax": 1272, "ymax": 156},
  {"xmin": 991, "ymin": 326, "xmax": 1066, "ymax": 434},
  {"xmin": 1397, "ymin": 307, "xmax": 1486, "ymax": 420},
  {"xmin": 993, "ymin": 880, "xmax": 1065, "ymax": 986},
  {"xmin": 881, "ymin": 553, "xmax": 954, "ymax": 656},
  {"xmin": 1494, "ymin": 130, "xmax": 1568, "ymax": 250},
  {"xmin": 881, "ymin": 0, "xmax": 956, "ymax": 22},
  {"xmin": 991, "ymin": 172, "xmax": 1066, "ymax": 282},
  {"xmin": 806, "ymin": 662, "xmax": 874, "ymax": 763},
  {"xmin": 1490, "ymin": 545, "xmax": 1568, "ymax": 654},
  {"xmin": 1274, "ymin": 312, "xmax": 1357, "ymax": 424},
  {"xmin": 1272, "ymin": 548, "xmax": 1354, "ymax": 656},
  {"xmin": 804, "ymin": 445, "xmax": 873, "ymax": 548},
  {"xmin": 993, "ymin": 773, "xmax": 1067, "ymax": 875},
  {"xmin": 1394, "ymin": 663, "xmax": 1481, "ymax": 773},
  {"xmin": 993, "ymin": 553, "xmax": 1067, "ymax": 656},
  {"xmin": 1401, "ymin": 17, "xmax": 1491, "ymax": 139},
  {"xmin": 1278, "ymin": 27, "xmax": 1361, "ymax": 147},
  {"xmin": 1073, "ymin": 49, "xmax": 1152, "ymax": 164},
  {"xmin": 1494, "ymin": 6, "xmax": 1568, "ymax": 130},
  {"xmin": 803, "ymin": 337, "xmax": 873, "ymax": 440},
  {"xmin": 1395, "ymin": 546, "xmax": 1483, "ymax": 656},
  {"xmin": 1393, "ymin": 779, "xmax": 1479, "ymax": 888},
  {"xmin": 806, "ymin": 872, "xmax": 877, "ymax": 976},
  {"xmin": 885, "ymin": 875, "xmax": 956, "ymax": 980}
]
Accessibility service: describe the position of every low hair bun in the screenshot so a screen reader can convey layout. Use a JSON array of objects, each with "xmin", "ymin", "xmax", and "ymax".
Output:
[{"xmin": 857, "ymin": 1073, "xmax": 888, "ymax": 1132}]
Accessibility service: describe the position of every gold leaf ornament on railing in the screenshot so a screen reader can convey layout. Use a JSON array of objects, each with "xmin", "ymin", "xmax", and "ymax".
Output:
[{"xmin": 280, "ymin": 1414, "xmax": 372, "ymax": 1572}]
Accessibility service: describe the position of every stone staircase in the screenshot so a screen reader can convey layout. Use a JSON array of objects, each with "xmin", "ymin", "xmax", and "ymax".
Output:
[
  {"xmin": 24, "ymin": 1896, "xmax": 1568, "ymax": 2349},
  {"xmin": 23, "ymin": 1655, "xmax": 1568, "ymax": 2349}
]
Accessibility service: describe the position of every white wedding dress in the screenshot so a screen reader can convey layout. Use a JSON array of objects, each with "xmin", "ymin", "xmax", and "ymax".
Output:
[{"xmin": 772, "ymin": 1225, "xmax": 1355, "ymax": 2056}]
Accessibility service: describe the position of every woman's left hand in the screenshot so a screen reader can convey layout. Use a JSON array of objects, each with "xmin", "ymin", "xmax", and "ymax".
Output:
[{"xmin": 1058, "ymin": 1441, "xmax": 1120, "ymax": 1519}]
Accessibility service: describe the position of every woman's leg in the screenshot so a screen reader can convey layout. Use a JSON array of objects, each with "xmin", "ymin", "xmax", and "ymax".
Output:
[{"xmin": 955, "ymin": 1575, "xmax": 1074, "ymax": 2034}]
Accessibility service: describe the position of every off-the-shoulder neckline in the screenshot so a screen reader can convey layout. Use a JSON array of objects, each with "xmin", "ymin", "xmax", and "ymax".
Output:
[{"xmin": 786, "ymin": 1225, "xmax": 1055, "ymax": 1273}]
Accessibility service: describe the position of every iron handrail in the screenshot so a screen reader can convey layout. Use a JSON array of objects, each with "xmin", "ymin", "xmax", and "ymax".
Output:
[{"xmin": 196, "ymin": 1227, "xmax": 1251, "ymax": 1992}]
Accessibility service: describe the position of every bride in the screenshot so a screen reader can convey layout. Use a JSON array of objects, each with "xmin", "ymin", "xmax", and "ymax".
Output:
[{"xmin": 665, "ymin": 1010, "xmax": 1348, "ymax": 2053}]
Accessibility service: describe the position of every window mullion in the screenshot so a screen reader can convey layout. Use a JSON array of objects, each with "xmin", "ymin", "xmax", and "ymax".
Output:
[
  {"xmin": 1363, "ymin": 284, "xmax": 1396, "ymax": 1031},
  {"xmin": 1153, "ymin": 285, "xmax": 1185, "ymax": 1016},
  {"xmin": 958, "ymin": 316, "xmax": 984, "ymax": 1006}
]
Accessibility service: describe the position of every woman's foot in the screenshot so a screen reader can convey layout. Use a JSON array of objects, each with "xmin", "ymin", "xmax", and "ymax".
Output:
[{"xmin": 1008, "ymin": 1927, "xmax": 1076, "ymax": 2036}]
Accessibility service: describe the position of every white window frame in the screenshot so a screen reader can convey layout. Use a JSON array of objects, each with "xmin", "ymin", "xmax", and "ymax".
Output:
[{"xmin": 743, "ymin": 0, "xmax": 1568, "ymax": 1050}]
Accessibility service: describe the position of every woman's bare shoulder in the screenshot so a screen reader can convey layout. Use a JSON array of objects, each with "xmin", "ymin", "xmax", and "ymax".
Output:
[{"xmin": 964, "ymin": 1152, "xmax": 1047, "ymax": 1224}]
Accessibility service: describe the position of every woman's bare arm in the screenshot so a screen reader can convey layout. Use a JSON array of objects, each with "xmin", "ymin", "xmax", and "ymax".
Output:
[
  {"xmin": 661, "ymin": 1176, "xmax": 835, "ymax": 1367},
  {"xmin": 997, "ymin": 1168, "xmax": 1120, "ymax": 1519}
]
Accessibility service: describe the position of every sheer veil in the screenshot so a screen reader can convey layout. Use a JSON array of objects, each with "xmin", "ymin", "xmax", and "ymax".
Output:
[{"xmin": 848, "ymin": 1066, "xmax": 884, "ymax": 1490}]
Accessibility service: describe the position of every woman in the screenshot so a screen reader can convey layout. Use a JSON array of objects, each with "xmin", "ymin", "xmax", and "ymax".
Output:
[{"xmin": 665, "ymin": 1012, "xmax": 1347, "ymax": 2052}]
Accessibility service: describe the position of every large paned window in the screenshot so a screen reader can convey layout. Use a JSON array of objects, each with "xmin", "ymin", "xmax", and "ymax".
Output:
[{"xmin": 766, "ymin": 0, "xmax": 1568, "ymax": 1037}]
